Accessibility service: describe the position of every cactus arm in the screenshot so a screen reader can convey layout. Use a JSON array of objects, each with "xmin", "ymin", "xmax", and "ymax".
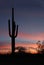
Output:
[
  {"xmin": 8, "ymin": 19, "xmax": 12, "ymax": 37},
  {"xmin": 15, "ymin": 25, "xmax": 18, "ymax": 38}
]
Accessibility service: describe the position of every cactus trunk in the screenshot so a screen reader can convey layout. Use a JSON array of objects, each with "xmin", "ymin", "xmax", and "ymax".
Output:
[
  {"xmin": 12, "ymin": 8, "xmax": 15, "ymax": 53},
  {"xmin": 12, "ymin": 37, "xmax": 15, "ymax": 53},
  {"xmin": 8, "ymin": 8, "xmax": 18, "ymax": 54}
]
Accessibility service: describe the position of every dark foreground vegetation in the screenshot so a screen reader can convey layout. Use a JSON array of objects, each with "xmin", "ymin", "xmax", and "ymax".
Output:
[{"xmin": 0, "ymin": 52, "xmax": 44, "ymax": 65}]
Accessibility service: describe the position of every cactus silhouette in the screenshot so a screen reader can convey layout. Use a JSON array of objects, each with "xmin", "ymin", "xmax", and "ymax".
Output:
[{"xmin": 8, "ymin": 8, "xmax": 18, "ymax": 54}]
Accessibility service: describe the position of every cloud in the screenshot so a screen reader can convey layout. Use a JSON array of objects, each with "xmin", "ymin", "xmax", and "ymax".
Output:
[
  {"xmin": 0, "ymin": 42, "xmax": 11, "ymax": 54},
  {"xmin": 0, "ymin": 29, "xmax": 44, "ymax": 42},
  {"xmin": 18, "ymin": 32, "xmax": 44, "ymax": 41}
]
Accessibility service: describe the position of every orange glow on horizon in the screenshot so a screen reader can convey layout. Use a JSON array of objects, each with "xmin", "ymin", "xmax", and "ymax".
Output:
[
  {"xmin": 25, "ymin": 48, "xmax": 38, "ymax": 54},
  {"xmin": 0, "ymin": 42, "xmax": 44, "ymax": 54},
  {"xmin": 0, "ymin": 43, "xmax": 11, "ymax": 54},
  {"xmin": 15, "ymin": 43, "xmax": 39, "ymax": 54}
]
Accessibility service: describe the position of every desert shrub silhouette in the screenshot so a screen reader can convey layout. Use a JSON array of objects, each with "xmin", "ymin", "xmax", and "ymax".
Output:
[{"xmin": 15, "ymin": 46, "xmax": 26, "ymax": 53}]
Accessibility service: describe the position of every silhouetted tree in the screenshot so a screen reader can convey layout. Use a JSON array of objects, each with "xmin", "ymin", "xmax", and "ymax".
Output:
[
  {"xmin": 36, "ymin": 41, "xmax": 42, "ymax": 53},
  {"xmin": 8, "ymin": 8, "xmax": 18, "ymax": 54}
]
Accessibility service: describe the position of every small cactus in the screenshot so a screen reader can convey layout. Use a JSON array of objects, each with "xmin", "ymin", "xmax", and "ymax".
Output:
[{"xmin": 8, "ymin": 8, "xmax": 18, "ymax": 54}]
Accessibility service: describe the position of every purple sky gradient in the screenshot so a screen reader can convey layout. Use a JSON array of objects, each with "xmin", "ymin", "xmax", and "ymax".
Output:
[{"xmin": 0, "ymin": 0, "xmax": 44, "ymax": 44}]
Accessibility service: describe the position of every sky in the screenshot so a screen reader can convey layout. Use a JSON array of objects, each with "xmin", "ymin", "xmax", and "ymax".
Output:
[{"xmin": 0, "ymin": 0, "xmax": 44, "ymax": 53}]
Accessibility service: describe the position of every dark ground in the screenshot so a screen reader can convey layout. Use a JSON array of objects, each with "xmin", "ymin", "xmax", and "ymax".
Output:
[{"xmin": 0, "ymin": 52, "xmax": 44, "ymax": 65}]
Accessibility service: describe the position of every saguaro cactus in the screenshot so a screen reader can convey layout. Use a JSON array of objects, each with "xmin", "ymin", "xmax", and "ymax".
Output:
[{"xmin": 8, "ymin": 8, "xmax": 18, "ymax": 54}]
